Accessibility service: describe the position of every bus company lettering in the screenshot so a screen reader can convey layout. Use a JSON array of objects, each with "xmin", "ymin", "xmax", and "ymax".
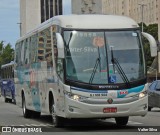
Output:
[
  {"xmin": 67, "ymin": 47, "xmax": 97, "ymax": 53},
  {"xmin": 99, "ymin": 85, "xmax": 119, "ymax": 89},
  {"xmin": 74, "ymin": 32, "xmax": 97, "ymax": 38}
]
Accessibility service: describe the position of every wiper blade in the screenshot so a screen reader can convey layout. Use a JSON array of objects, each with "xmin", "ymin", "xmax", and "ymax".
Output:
[
  {"xmin": 89, "ymin": 58, "xmax": 101, "ymax": 84},
  {"xmin": 112, "ymin": 58, "xmax": 130, "ymax": 87},
  {"xmin": 110, "ymin": 47, "xmax": 130, "ymax": 87}
]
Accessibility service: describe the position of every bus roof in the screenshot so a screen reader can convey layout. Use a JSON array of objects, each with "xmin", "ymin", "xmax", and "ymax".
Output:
[
  {"xmin": 16, "ymin": 15, "xmax": 139, "ymax": 43},
  {"xmin": 1, "ymin": 61, "xmax": 15, "ymax": 68},
  {"xmin": 54, "ymin": 14, "xmax": 139, "ymax": 29}
]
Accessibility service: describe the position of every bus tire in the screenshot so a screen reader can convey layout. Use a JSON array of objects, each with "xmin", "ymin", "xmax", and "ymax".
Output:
[
  {"xmin": 32, "ymin": 111, "xmax": 41, "ymax": 118},
  {"xmin": 4, "ymin": 92, "xmax": 8, "ymax": 103},
  {"xmin": 4, "ymin": 97, "xmax": 8, "ymax": 103},
  {"xmin": 8, "ymin": 98, "xmax": 12, "ymax": 103},
  {"xmin": 22, "ymin": 95, "xmax": 32, "ymax": 118},
  {"xmin": 115, "ymin": 116, "xmax": 129, "ymax": 126},
  {"xmin": 148, "ymin": 106, "xmax": 152, "ymax": 111},
  {"xmin": 51, "ymin": 104, "xmax": 64, "ymax": 127},
  {"xmin": 4, "ymin": 97, "xmax": 8, "ymax": 102}
]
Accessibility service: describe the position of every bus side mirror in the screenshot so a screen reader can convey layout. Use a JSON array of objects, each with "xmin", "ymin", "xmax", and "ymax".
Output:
[
  {"xmin": 56, "ymin": 33, "xmax": 64, "ymax": 58},
  {"xmin": 142, "ymin": 32, "xmax": 157, "ymax": 57}
]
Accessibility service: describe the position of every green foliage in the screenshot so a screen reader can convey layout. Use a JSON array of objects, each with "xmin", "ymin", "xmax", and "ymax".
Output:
[
  {"xmin": 0, "ymin": 41, "xmax": 14, "ymax": 69},
  {"xmin": 139, "ymin": 23, "xmax": 158, "ymax": 67}
]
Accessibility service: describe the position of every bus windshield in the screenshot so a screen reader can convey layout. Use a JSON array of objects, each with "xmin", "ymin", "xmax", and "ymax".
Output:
[{"xmin": 63, "ymin": 30, "xmax": 145, "ymax": 85}]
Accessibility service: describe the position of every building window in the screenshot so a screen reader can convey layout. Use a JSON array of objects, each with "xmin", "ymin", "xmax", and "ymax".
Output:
[
  {"xmin": 55, "ymin": 0, "xmax": 62, "ymax": 15},
  {"xmin": 50, "ymin": 0, "xmax": 53, "ymax": 18},
  {"xmin": 59, "ymin": 0, "xmax": 63, "ymax": 15},
  {"xmin": 41, "ymin": 0, "xmax": 45, "ymax": 22},
  {"xmin": 46, "ymin": 0, "xmax": 49, "ymax": 20},
  {"xmin": 41, "ymin": 0, "xmax": 62, "ymax": 23}
]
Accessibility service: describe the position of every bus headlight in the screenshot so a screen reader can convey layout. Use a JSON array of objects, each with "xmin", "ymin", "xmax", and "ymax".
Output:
[
  {"xmin": 71, "ymin": 94, "xmax": 87, "ymax": 101},
  {"xmin": 65, "ymin": 91, "xmax": 87, "ymax": 101},
  {"xmin": 72, "ymin": 95, "xmax": 80, "ymax": 101},
  {"xmin": 139, "ymin": 91, "xmax": 147, "ymax": 99}
]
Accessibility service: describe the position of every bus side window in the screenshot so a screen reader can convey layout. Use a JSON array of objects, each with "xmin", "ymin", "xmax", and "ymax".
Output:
[
  {"xmin": 45, "ymin": 29, "xmax": 52, "ymax": 67},
  {"xmin": 17, "ymin": 42, "xmax": 23, "ymax": 66},
  {"xmin": 31, "ymin": 34, "xmax": 38, "ymax": 63},
  {"xmin": 38, "ymin": 33, "xmax": 45, "ymax": 62},
  {"xmin": 11, "ymin": 67, "xmax": 14, "ymax": 79},
  {"xmin": 15, "ymin": 43, "xmax": 19, "ymax": 65},
  {"xmin": 24, "ymin": 38, "xmax": 30, "ymax": 65}
]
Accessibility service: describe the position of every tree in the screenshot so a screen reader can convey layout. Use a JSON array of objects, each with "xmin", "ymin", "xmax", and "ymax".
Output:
[
  {"xmin": 0, "ymin": 41, "xmax": 14, "ymax": 69},
  {"xmin": 139, "ymin": 23, "xmax": 158, "ymax": 67}
]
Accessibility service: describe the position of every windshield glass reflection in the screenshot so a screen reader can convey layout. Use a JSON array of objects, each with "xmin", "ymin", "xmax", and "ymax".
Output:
[{"xmin": 63, "ymin": 30, "xmax": 145, "ymax": 84}]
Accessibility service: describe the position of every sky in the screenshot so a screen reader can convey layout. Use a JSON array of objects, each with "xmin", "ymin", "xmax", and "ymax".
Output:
[
  {"xmin": 0, "ymin": 0, "xmax": 71, "ymax": 48},
  {"xmin": 0, "ymin": 0, "xmax": 19, "ymax": 48}
]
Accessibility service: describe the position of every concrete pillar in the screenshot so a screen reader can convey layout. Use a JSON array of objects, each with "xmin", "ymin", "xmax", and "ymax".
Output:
[{"xmin": 20, "ymin": 0, "xmax": 41, "ymax": 36}]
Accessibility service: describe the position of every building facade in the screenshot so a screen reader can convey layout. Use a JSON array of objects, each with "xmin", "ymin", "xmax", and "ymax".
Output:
[
  {"xmin": 20, "ymin": 0, "xmax": 160, "ymax": 41},
  {"xmin": 20, "ymin": 0, "xmax": 41, "ymax": 36},
  {"xmin": 20, "ymin": 0, "xmax": 62, "ymax": 36},
  {"xmin": 103, "ymin": 0, "xmax": 157, "ymax": 23},
  {"xmin": 71, "ymin": 0, "xmax": 102, "ymax": 14},
  {"xmin": 102, "ymin": 0, "xmax": 159, "ymax": 25}
]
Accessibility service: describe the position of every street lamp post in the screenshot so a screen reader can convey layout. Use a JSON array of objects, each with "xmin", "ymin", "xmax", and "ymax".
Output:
[
  {"xmin": 17, "ymin": 22, "xmax": 22, "ymax": 37},
  {"xmin": 138, "ymin": 3, "xmax": 147, "ymax": 32}
]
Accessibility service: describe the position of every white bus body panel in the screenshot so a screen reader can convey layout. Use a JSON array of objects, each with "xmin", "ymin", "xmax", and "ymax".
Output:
[
  {"xmin": 16, "ymin": 15, "xmax": 139, "ymax": 43},
  {"xmin": 64, "ymin": 96, "xmax": 147, "ymax": 118}
]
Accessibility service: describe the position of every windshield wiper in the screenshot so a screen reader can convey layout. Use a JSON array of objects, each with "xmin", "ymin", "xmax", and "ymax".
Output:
[
  {"xmin": 89, "ymin": 57, "xmax": 101, "ymax": 84},
  {"xmin": 89, "ymin": 47, "xmax": 102, "ymax": 84},
  {"xmin": 110, "ymin": 47, "xmax": 130, "ymax": 87}
]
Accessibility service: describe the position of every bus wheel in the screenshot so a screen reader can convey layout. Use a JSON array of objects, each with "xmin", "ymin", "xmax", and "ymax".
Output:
[
  {"xmin": 32, "ymin": 111, "xmax": 41, "ymax": 118},
  {"xmin": 115, "ymin": 116, "xmax": 129, "ymax": 126},
  {"xmin": 4, "ymin": 97, "xmax": 8, "ymax": 102},
  {"xmin": 148, "ymin": 106, "xmax": 152, "ymax": 111},
  {"xmin": 4, "ymin": 93, "xmax": 8, "ymax": 103},
  {"xmin": 22, "ymin": 95, "xmax": 32, "ymax": 118},
  {"xmin": 51, "ymin": 105, "xmax": 64, "ymax": 127},
  {"xmin": 8, "ymin": 99, "xmax": 12, "ymax": 103}
]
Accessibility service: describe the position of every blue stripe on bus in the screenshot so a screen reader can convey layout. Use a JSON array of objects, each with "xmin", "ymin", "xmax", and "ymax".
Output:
[
  {"xmin": 71, "ymin": 87, "xmax": 108, "ymax": 93},
  {"xmin": 117, "ymin": 85, "xmax": 145, "ymax": 98},
  {"xmin": 71, "ymin": 85, "xmax": 145, "ymax": 96},
  {"xmin": 129, "ymin": 85, "xmax": 145, "ymax": 93}
]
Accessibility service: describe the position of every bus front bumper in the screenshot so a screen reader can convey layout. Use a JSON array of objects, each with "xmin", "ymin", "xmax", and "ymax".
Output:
[{"xmin": 64, "ymin": 96, "xmax": 148, "ymax": 118}]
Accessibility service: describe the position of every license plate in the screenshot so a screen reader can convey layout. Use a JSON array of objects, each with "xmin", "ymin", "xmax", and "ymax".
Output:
[{"xmin": 103, "ymin": 107, "xmax": 117, "ymax": 113}]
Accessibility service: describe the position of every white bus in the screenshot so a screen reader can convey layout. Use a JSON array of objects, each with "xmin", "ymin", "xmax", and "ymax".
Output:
[{"xmin": 15, "ymin": 15, "xmax": 157, "ymax": 127}]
